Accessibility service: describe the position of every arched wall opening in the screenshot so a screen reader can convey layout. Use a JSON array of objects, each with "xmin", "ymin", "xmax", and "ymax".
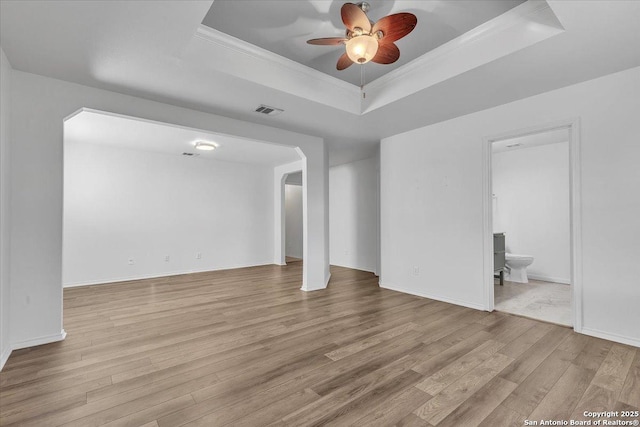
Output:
[
  {"xmin": 273, "ymin": 154, "xmax": 311, "ymax": 289},
  {"xmin": 7, "ymin": 71, "xmax": 328, "ymax": 350},
  {"xmin": 62, "ymin": 108, "xmax": 308, "ymax": 291}
]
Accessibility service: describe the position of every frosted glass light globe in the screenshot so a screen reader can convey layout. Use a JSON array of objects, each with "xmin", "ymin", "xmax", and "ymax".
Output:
[{"xmin": 345, "ymin": 35, "xmax": 379, "ymax": 64}]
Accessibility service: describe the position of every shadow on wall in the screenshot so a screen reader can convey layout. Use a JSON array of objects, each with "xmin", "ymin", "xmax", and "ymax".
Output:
[{"xmin": 285, "ymin": 172, "xmax": 303, "ymax": 260}]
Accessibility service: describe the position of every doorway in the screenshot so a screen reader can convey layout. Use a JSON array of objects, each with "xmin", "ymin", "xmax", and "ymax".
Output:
[
  {"xmin": 483, "ymin": 119, "xmax": 582, "ymax": 330},
  {"xmin": 284, "ymin": 171, "xmax": 304, "ymax": 265}
]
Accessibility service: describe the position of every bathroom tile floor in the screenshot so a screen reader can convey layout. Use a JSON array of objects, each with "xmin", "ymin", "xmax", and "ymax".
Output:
[{"xmin": 494, "ymin": 278, "xmax": 572, "ymax": 326}]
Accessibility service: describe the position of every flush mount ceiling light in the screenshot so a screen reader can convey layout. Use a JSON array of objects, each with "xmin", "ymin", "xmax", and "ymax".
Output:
[
  {"xmin": 194, "ymin": 141, "xmax": 217, "ymax": 151},
  {"xmin": 307, "ymin": 2, "xmax": 417, "ymax": 70}
]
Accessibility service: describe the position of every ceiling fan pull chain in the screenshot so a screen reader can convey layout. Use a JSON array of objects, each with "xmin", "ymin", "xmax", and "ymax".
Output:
[{"xmin": 361, "ymin": 65, "xmax": 366, "ymax": 99}]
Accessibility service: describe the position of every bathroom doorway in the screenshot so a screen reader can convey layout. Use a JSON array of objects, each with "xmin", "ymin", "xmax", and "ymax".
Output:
[{"xmin": 483, "ymin": 120, "xmax": 582, "ymax": 329}]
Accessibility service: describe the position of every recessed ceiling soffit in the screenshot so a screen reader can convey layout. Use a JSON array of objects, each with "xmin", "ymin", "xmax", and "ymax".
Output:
[{"xmin": 186, "ymin": 0, "xmax": 564, "ymax": 116}]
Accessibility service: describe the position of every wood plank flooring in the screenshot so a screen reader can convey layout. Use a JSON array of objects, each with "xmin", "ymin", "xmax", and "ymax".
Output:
[{"xmin": 1, "ymin": 260, "xmax": 638, "ymax": 426}]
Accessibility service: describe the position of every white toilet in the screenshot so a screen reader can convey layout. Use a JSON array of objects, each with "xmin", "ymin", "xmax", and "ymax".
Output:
[{"xmin": 505, "ymin": 253, "xmax": 534, "ymax": 283}]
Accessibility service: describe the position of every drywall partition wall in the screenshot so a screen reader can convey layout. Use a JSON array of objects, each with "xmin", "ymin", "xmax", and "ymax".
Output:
[
  {"xmin": 63, "ymin": 142, "xmax": 274, "ymax": 286},
  {"xmin": 329, "ymin": 156, "xmax": 378, "ymax": 273},
  {"xmin": 493, "ymin": 142, "xmax": 570, "ymax": 284},
  {"xmin": 381, "ymin": 66, "xmax": 640, "ymax": 346},
  {"xmin": 285, "ymin": 184, "xmax": 303, "ymax": 259},
  {"xmin": 9, "ymin": 70, "xmax": 328, "ymax": 349},
  {"xmin": 0, "ymin": 48, "xmax": 12, "ymax": 370}
]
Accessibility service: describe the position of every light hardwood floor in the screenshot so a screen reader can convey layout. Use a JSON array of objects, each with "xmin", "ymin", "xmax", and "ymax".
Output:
[{"xmin": 1, "ymin": 261, "xmax": 638, "ymax": 426}]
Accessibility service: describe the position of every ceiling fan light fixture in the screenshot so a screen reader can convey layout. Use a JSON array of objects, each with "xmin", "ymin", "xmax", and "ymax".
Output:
[
  {"xmin": 307, "ymin": 2, "xmax": 416, "ymax": 70},
  {"xmin": 345, "ymin": 35, "xmax": 378, "ymax": 64}
]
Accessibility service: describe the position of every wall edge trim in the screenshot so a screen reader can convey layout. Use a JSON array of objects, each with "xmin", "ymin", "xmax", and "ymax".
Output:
[
  {"xmin": 379, "ymin": 282, "xmax": 486, "ymax": 311},
  {"xmin": 526, "ymin": 274, "xmax": 571, "ymax": 285},
  {"xmin": 12, "ymin": 330, "xmax": 66, "ymax": 351},
  {"xmin": 580, "ymin": 327, "xmax": 640, "ymax": 348},
  {"xmin": 301, "ymin": 272, "xmax": 331, "ymax": 292},
  {"xmin": 0, "ymin": 346, "xmax": 11, "ymax": 372},
  {"xmin": 328, "ymin": 262, "xmax": 375, "ymax": 274},
  {"xmin": 63, "ymin": 262, "xmax": 275, "ymax": 288}
]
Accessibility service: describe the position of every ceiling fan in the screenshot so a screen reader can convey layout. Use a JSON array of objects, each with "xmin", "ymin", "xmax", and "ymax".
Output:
[{"xmin": 307, "ymin": 2, "xmax": 417, "ymax": 70}]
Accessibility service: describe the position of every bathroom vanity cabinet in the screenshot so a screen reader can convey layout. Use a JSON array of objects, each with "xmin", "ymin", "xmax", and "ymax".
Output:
[{"xmin": 494, "ymin": 233, "xmax": 505, "ymax": 286}]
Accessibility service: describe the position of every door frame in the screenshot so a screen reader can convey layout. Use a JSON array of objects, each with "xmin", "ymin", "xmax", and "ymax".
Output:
[
  {"xmin": 274, "ymin": 156, "xmax": 311, "ymax": 289},
  {"xmin": 482, "ymin": 117, "xmax": 583, "ymax": 332}
]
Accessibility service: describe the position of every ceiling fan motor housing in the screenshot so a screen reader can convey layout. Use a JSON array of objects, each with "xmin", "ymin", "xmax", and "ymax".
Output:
[{"xmin": 358, "ymin": 2, "xmax": 370, "ymax": 13}]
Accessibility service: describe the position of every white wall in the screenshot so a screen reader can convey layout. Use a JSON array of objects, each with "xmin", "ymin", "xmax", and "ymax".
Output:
[
  {"xmin": 0, "ymin": 48, "xmax": 12, "ymax": 370},
  {"xmin": 330, "ymin": 156, "xmax": 378, "ymax": 274},
  {"xmin": 285, "ymin": 184, "xmax": 303, "ymax": 259},
  {"xmin": 285, "ymin": 171, "xmax": 302, "ymax": 186},
  {"xmin": 493, "ymin": 142, "xmax": 570, "ymax": 284},
  {"xmin": 381, "ymin": 66, "xmax": 640, "ymax": 346},
  {"xmin": 9, "ymin": 70, "xmax": 328, "ymax": 350},
  {"xmin": 63, "ymin": 142, "xmax": 274, "ymax": 286}
]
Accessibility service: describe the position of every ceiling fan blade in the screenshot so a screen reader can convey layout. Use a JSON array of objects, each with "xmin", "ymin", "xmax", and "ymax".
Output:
[
  {"xmin": 341, "ymin": 3, "xmax": 372, "ymax": 33},
  {"xmin": 372, "ymin": 13, "xmax": 417, "ymax": 43},
  {"xmin": 307, "ymin": 37, "xmax": 346, "ymax": 46},
  {"xmin": 371, "ymin": 42, "xmax": 400, "ymax": 64},
  {"xmin": 337, "ymin": 52, "xmax": 353, "ymax": 70}
]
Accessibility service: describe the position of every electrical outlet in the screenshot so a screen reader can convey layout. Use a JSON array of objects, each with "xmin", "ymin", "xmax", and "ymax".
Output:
[
  {"xmin": 196, "ymin": 252, "xmax": 202, "ymax": 260},
  {"xmin": 164, "ymin": 255, "xmax": 170, "ymax": 262},
  {"xmin": 413, "ymin": 266, "xmax": 420, "ymax": 276},
  {"xmin": 128, "ymin": 258, "xmax": 134, "ymax": 265}
]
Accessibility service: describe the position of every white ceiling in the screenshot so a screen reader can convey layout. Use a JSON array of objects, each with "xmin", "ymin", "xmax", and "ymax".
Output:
[
  {"xmin": 201, "ymin": 0, "xmax": 525, "ymax": 86},
  {"xmin": 65, "ymin": 110, "xmax": 301, "ymax": 167},
  {"xmin": 492, "ymin": 128, "xmax": 569, "ymax": 153},
  {"xmin": 1, "ymin": 1, "xmax": 639, "ymax": 165},
  {"xmin": 285, "ymin": 171, "xmax": 303, "ymax": 186}
]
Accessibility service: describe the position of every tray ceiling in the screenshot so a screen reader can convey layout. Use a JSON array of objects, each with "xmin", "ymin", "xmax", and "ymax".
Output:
[
  {"xmin": 2, "ymin": 1, "xmax": 639, "ymax": 164},
  {"xmin": 202, "ymin": 0, "xmax": 526, "ymax": 86}
]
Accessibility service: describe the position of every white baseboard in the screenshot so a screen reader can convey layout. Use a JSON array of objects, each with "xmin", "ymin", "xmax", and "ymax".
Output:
[
  {"xmin": 329, "ymin": 261, "xmax": 376, "ymax": 274},
  {"xmin": 301, "ymin": 272, "xmax": 331, "ymax": 292},
  {"xmin": 11, "ymin": 329, "xmax": 67, "ymax": 351},
  {"xmin": 1, "ymin": 330, "xmax": 68, "ymax": 371},
  {"xmin": 580, "ymin": 327, "xmax": 640, "ymax": 348},
  {"xmin": 63, "ymin": 262, "xmax": 274, "ymax": 288},
  {"xmin": 527, "ymin": 274, "xmax": 571, "ymax": 284},
  {"xmin": 379, "ymin": 282, "xmax": 486, "ymax": 311},
  {"xmin": 0, "ymin": 345, "xmax": 12, "ymax": 371}
]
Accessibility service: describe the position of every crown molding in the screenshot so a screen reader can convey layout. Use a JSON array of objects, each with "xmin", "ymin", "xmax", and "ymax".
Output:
[
  {"xmin": 190, "ymin": 0, "xmax": 564, "ymax": 116},
  {"xmin": 194, "ymin": 25, "xmax": 362, "ymax": 114},
  {"xmin": 362, "ymin": 0, "xmax": 565, "ymax": 113},
  {"xmin": 196, "ymin": 26, "xmax": 358, "ymax": 94},
  {"xmin": 367, "ymin": 1, "xmax": 556, "ymax": 91}
]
